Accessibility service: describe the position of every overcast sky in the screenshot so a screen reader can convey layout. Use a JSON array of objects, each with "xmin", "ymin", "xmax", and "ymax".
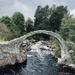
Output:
[{"xmin": 0, "ymin": 0, "xmax": 75, "ymax": 20}]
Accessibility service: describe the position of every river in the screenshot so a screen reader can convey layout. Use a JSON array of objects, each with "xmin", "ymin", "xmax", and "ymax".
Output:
[{"xmin": 0, "ymin": 41, "xmax": 59, "ymax": 75}]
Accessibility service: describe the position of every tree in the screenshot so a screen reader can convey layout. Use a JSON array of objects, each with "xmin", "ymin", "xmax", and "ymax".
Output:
[
  {"xmin": 0, "ymin": 16, "xmax": 11, "ymax": 26},
  {"xmin": 34, "ymin": 5, "xmax": 68, "ymax": 40},
  {"xmin": 0, "ymin": 23, "xmax": 13, "ymax": 40},
  {"xmin": 60, "ymin": 13, "xmax": 75, "ymax": 42},
  {"xmin": 34, "ymin": 5, "xmax": 50, "ymax": 30},
  {"xmin": 34, "ymin": 5, "xmax": 68, "ymax": 32},
  {"xmin": 12, "ymin": 12, "xmax": 25, "ymax": 36},
  {"xmin": 26, "ymin": 18, "xmax": 34, "ymax": 33},
  {"xmin": 0, "ymin": 16, "xmax": 21, "ymax": 38},
  {"xmin": 49, "ymin": 5, "xmax": 68, "ymax": 31},
  {"xmin": 0, "ymin": 16, "xmax": 14, "ymax": 32},
  {"xmin": 34, "ymin": 5, "xmax": 51, "ymax": 40}
]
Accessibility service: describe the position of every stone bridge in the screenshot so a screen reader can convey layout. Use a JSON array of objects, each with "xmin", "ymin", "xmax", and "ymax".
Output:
[{"xmin": 0, "ymin": 30, "xmax": 73, "ymax": 66}]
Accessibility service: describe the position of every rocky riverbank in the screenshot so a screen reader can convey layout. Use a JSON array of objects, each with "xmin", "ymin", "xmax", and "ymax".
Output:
[
  {"xmin": 0, "ymin": 40, "xmax": 75, "ymax": 75},
  {"xmin": 0, "ymin": 42, "xmax": 27, "ymax": 66}
]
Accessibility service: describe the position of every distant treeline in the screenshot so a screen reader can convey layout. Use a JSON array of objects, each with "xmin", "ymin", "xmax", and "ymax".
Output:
[{"xmin": 0, "ymin": 4, "xmax": 75, "ymax": 42}]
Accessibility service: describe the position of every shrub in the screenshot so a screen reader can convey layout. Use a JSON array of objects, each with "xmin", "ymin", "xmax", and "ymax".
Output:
[{"xmin": 66, "ymin": 41, "xmax": 75, "ymax": 63}]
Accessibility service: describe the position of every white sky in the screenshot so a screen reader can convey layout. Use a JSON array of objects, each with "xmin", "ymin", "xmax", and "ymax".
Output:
[{"xmin": 0, "ymin": 0, "xmax": 75, "ymax": 20}]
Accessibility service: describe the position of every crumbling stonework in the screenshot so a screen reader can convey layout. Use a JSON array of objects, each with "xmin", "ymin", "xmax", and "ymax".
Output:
[{"xmin": 0, "ymin": 30, "xmax": 73, "ymax": 66}]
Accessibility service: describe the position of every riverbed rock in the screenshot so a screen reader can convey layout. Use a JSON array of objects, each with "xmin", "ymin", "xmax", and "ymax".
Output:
[
  {"xmin": 0, "ymin": 41, "xmax": 75, "ymax": 75},
  {"xmin": 0, "ymin": 43, "xmax": 27, "ymax": 66},
  {"xmin": 0, "ymin": 30, "xmax": 74, "ymax": 67}
]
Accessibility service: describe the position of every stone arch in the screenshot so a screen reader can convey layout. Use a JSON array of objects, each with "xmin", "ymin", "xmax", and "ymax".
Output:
[
  {"xmin": 21, "ymin": 30, "xmax": 72, "ymax": 64},
  {"xmin": 0, "ymin": 30, "xmax": 73, "ymax": 66},
  {"xmin": 21, "ymin": 30, "xmax": 67, "ymax": 57},
  {"xmin": 9, "ymin": 30, "xmax": 72, "ymax": 65}
]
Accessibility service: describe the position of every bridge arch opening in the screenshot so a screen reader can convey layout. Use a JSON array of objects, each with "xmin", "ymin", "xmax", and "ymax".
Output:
[
  {"xmin": 21, "ymin": 30, "xmax": 73, "ymax": 65},
  {"xmin": 9, "ymin": 30, "xmax": 72, "ymax": 65},
  {"xmin": 25, "ymin": 35, "xmax": 61, "ymax": 58},
  {"xmin": 20, "ymin": 30, "xmax": 68, "ymax": 59}
]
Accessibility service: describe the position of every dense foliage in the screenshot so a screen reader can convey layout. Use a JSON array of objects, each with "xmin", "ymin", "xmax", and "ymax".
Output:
[
  {"xmin": 0, "ymin": 4, "xmax": 75, "ymax": 63},
  {"xmin": 49, "ymin": 5, "xmax": 68, "ymax": 31},
  {"xmin": 26, "ymin": 18, "xmax": 34, "ymax": 33},
  {"xmin": 0, "ymin": 4, "xmax": 75, "ymax": 41},
  {"xmin": 0, "ymin": 5, "xmax": 75, "ymax": 42},
  {"xmin": 60, "ymin": 14, "xmax": 75, "ymax": 42},
  {"xmin": 12, "ymin": 12, "xmax": 25, "ymax": 36},
  {"xmin": 0, "ymin": 23, "xmax": 13, "ymax": 40}
]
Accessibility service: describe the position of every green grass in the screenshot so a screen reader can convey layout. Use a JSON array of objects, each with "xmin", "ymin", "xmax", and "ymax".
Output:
[
  {"xmin": 0, "ymin": 39, "xmax": 8, "ymax": 42},
  {"xmin": 0, "ymin": 39, "xmax": 5, "ymax": 42}
]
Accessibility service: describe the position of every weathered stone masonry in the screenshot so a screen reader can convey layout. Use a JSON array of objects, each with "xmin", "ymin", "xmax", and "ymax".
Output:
[{"xmin": 0, "ymin": 30, "xmax": 73, "ymax": 66}]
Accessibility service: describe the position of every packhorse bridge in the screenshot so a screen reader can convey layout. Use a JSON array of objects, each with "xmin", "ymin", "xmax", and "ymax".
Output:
[{"xmin": 0, "ymin": 30, "xmax": 73, "ymax": 67}]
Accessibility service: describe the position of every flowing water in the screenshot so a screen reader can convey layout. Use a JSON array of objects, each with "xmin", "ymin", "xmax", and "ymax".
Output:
[{"xmin": 0, "ymin": 42, "xmax": 59, "ymax": 75}]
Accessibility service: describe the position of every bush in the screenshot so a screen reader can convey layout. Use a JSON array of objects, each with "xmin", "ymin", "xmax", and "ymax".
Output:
[
  {"xmin": 49, "ymin": 38, "xmax": 61, "ymax": 58},
  {"xmin": 54, "ymin": 46, "xmax": 61, "ymax": 58},
  {"xmin": 66, "ymin": 41, "xmax": 75, "ymax": 50},
  {"xmin": 66, "ymin": 41, "xmax": 75, "ymax": 63},
  {"xmin": 0, "ymin": 23, "xmax": 13, "ymax": 40}
]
